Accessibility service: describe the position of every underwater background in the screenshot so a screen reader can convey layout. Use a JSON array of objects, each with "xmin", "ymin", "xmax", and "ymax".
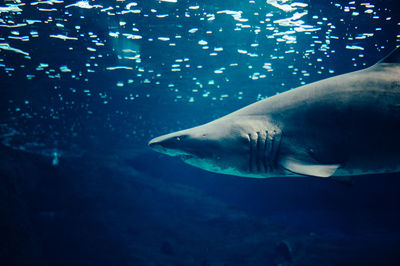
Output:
[{"xmin": 1, "ymin": 0, "xmax": 400, "ymax": 265}]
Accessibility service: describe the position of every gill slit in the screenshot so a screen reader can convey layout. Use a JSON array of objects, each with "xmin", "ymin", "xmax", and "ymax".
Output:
[
  {"xmin": 256, "ymin": 132, "xmax": 261, "ymax": 172},
  {"xmin": 263, "ymin": 131, "xmax": 269, "ymax": 173},
  {"xmin": 248, "ymin": 133, "xmax": 253, "ymax": 172},
  {"xmin": 249, "ymin": 131, "xmax": 281, "ymax": 173},
  {"xmin": 273, "ymin": 131, "xmax": 282, "ymax": 166}
]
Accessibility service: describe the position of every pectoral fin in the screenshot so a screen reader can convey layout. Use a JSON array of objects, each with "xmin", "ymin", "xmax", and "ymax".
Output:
[{"xmin": 279, "ymin": 156, "xmax": 340, "ymax": 178}]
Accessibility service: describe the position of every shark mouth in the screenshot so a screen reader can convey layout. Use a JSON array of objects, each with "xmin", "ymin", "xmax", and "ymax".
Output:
[{"xmin": 178, "ymin": 154, "xmax": 194, "ymax": 161}]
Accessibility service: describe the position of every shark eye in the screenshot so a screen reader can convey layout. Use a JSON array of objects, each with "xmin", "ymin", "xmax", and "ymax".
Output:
[{"xmin": 175, "ymin": 135, "xmax": 188, "ymax": 142}]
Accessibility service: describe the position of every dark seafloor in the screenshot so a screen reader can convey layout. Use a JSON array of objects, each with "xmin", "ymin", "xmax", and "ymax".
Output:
[
  {"xmin": 2, "ymin": 144, "xmax": 400, "ymax": 266},
  {"xmin": 1, "ymin": 0, "xmax": 400, "ymax": 265}
]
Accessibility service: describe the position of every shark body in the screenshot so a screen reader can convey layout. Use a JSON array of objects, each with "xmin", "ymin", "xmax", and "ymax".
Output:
[{"xmin": 149, "ymin": 48, "xmax": 400, "ymax": 182}]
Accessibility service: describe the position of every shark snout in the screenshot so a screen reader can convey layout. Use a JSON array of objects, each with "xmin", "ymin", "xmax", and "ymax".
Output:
[
  {"xmin": 148, "ymin": 133, "xmax": 188, "ymax": 157},
  {"xmin": 148, "ymin": 137, "xmax": 166, "ymax": 153},
  {"xmin": 148, "ymin": 134, "xmax": 178, "ymax": 156}
]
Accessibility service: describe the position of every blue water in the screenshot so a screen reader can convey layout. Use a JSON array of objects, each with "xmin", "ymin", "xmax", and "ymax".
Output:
[{"xmin": 1, "ymin": 0, "xmax": 400, "ymax": 265}]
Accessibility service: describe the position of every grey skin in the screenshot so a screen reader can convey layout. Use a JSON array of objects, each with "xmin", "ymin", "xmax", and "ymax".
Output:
[{"xmin": 149, "ymin": 47, "xmax": 400, "ymax": 182}]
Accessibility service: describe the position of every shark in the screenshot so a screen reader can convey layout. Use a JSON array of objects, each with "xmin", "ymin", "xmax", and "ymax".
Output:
[{"xmin": 148, "ymin": 47, "xmax": 400, "ymax": 183}]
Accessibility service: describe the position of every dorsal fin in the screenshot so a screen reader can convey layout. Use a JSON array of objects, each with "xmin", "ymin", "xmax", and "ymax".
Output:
[{"xmin": 378, "ymin": 47, "xmax": 400, "ymax": 64}]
